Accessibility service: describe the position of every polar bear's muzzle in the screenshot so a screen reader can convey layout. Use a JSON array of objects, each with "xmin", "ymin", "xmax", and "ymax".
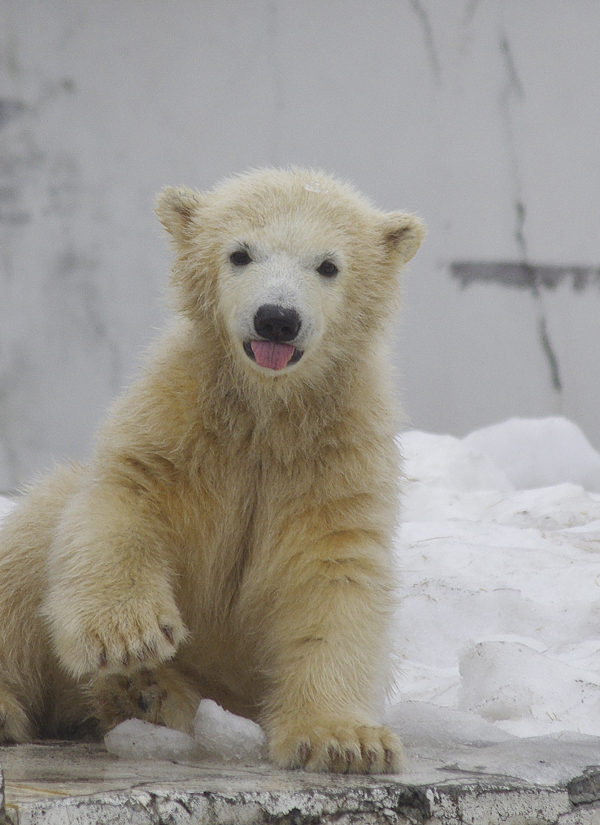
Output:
[{"xmin": 243, "ymin": 303, "xmax": 304, "ymax": 371}]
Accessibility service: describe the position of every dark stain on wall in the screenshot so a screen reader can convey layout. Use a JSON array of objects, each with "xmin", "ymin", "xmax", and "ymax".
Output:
[
  {"xmin": 451, "ymin": 262, "xmax": 600, "ymax": 292},
  {"xmin": 449, "ymin": 261, "xmax": 600, "ymax": 394},
  {"xmin": 0, "ymin": 99, "xmax": 26, "ymax": 130}
]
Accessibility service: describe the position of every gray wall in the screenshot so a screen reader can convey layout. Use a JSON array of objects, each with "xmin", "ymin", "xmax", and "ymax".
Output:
[{"xmin": 1, "ymin": 1, "xmax": 600, "ymax": 489}]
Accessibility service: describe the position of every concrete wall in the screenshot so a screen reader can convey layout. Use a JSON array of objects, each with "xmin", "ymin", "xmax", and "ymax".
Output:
[{"xmin": 1, "ymin": 0, "xmax": 599, "ymax": 489}]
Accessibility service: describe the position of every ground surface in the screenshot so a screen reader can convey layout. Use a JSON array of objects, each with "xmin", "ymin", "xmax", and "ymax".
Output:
[{"xmin": 2, "ymin": 736, "xmax": 600, "ymax": 824}]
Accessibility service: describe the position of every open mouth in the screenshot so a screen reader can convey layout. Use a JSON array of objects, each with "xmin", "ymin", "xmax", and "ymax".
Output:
[{"xmin": 244, "ymin": 340, "xmax": 304, "ymax": 371}]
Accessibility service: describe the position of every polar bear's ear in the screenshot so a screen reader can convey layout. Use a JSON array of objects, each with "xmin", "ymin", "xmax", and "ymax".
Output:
[
  {"xmin": 155, "ymin": 186, "xmax": 207, "ymax": 242},
  {"xmin": 380, "ymin": 212, "xmax": 426, "ymax": 264}
]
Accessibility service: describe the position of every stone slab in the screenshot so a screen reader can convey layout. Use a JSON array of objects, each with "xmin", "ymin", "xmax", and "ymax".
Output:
[{"xmin": 0, "ymin": 741, "xmax": 599, "ymax": 824}]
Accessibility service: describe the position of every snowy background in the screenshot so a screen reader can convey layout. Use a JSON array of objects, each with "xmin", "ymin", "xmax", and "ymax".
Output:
[{"xmin": 4, "ymin": 415, "xmax": 600, "ymax": 770}]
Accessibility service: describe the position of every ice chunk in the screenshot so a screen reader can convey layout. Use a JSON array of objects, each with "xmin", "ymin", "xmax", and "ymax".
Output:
[
  {"xmin": 194, "ymin": 699, "xmax": 266, "ymax": 762},
  {"xmin": 104, "ymin": 719, "xmax": 199, "ymax": 760},
  {"xmin": 463, "ymin": 417, "xmax": 600, "ymax": 491},
  {"xmin": 400, "ymin": 430, "xmax": 514, "ymax": 492}
]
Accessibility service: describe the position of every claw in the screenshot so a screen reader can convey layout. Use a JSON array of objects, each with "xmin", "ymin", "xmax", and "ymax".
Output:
[
  {"xmin": 99, "ymin": 649, "xmax": 108, "ymax": 667},
  {"xmin": 297, "ymin": 741, "xmax": 311, "ymax": 764},
  {"xmin": 161, "ymin": 626, "xmax": 174, "ymax": 645},
  {"xmin": 140, "ymin": 641, "xmax": 157, "ymax": 661}
]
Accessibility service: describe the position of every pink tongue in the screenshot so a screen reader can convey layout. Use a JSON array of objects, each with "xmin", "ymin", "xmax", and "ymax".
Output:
[{"xmin": 251, "ymin": 341, "xmax": 295, "ymax": 370}]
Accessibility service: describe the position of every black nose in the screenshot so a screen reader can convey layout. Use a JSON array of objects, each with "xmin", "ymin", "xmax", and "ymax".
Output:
[{"xmin": 254, "ymin": 304, "xmax": 301, "ymax": 342}]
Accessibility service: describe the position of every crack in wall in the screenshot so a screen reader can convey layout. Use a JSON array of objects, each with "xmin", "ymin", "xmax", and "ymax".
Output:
[
  {"xmin": 499, "ymin": 34, "xmax": 524, "ymax": 101},
  {"xmin": 463, "ymin": 0, "xmax": 482, "ymax": 29},
  {"xmin": 538, "ymin": 316, "xmax": 561, "ymax": 393},
  {"xmin": 459, "ymin": 0, "xmax": 482, "ymax": 53},
  {"xmin": 514, "ymin": 195, "xmax": 527, "ymax": 265},
  {"xmin": 499, "ymin": 31, "xmax": 563, "ymax": 397},
  {"xmin": 267, "ymin": 0, "xmax": 284, "ymax": 167},
  {"xmin": 409, "ymin": 0, "xmax": 442, "ymax": 83}
]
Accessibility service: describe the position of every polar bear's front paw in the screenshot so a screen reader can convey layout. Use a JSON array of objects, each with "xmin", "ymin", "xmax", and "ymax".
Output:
[
  {"xmin": 51, "ymin": 596, "xmax": 188, "ymax": 678},
  {"xmin": 269, "ymin": 720, "xmax": 404, "ymax": 774}
]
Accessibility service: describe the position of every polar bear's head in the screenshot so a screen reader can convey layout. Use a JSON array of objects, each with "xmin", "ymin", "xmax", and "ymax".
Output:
[{"xmin": 156, "ymin": 168, "xmax": 424, "ymax": 382}]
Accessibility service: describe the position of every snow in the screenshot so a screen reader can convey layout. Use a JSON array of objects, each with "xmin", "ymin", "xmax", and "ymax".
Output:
[
  {"xmin": 389, "ymin": 416, "xmax": 600, "ymax": 743},
  {"xmin": 104, "ymin": 718, "xmax": 198, "ymax": 760},
  {"xmin": 193, "ymin": 698, "xmax": 266, "ymax": 762},
  {"xmin": 103, "ymin": 700, "xmax": 266, "ymax": 762},
  {"xmin": 4, "ymin": 415, "xmax": 600, "ymax": 768},
  {"xmin": 463, "ymin": 416, "xmax": 600, "ymax": 492}
]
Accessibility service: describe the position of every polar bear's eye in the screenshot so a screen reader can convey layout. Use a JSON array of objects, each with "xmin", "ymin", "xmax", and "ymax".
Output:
[
  {"xmin": 230, "ymin": 249, "xmax": 252, "ymax": 267},
  {"xmin": 316, "ymin": 260, "xmax": 338, "ymax": 278}
]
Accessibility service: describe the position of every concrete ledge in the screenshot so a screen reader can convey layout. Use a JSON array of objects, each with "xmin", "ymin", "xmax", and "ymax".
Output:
[{"xmin": 1, "ymin": 741, "xmax": 599, "ymax": 824}]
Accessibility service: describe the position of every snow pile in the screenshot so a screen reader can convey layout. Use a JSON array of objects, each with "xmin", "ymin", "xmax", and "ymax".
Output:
[
  {"xmin": 463, "ymin": 416, "xmax": 600, "ymax": 492},
  {"xmin": 390, "ymin": 416, "xmax": 600, "ymax": 740}
]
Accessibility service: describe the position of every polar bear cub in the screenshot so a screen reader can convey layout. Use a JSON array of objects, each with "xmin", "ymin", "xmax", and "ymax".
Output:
[{"xmin": 0, "ymin": 168, "xmax": 424, "ymax": 773}]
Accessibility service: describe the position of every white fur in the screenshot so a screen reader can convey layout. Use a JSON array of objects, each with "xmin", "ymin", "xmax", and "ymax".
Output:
[{"xmin": 0, "ymin": 168, "xmax": 425, "ymax": 774}]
